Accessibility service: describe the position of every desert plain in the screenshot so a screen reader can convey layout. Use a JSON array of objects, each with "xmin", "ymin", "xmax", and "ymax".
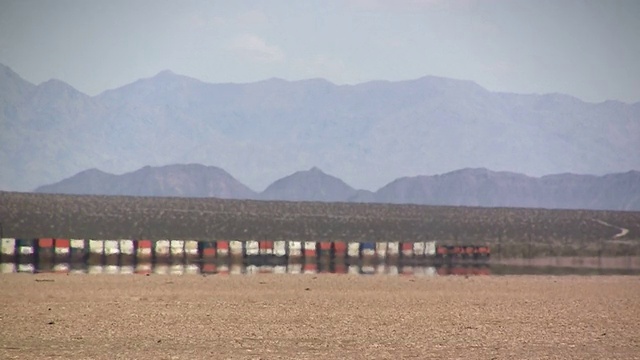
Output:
[{"xmin": 1, "ymin": 274, "xmax": 639, "ymax": 359}]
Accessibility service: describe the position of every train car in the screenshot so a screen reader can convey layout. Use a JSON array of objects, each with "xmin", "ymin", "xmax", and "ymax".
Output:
[
  {"xmin": 184, "ymin": 240, "xmax": 199, "ymax": 263},
  {"xmin": 54, "ymin": 239, "xmax": 70, "ymax": 263},
  {"xmin": 37, "ymin": 238, "xmax": 55, "ymax": 267},
  {"xmin": 333, "ymin": 241, "xmax": 347, "ymax": 258},
  {"xmin": 135, "ymin": 240, "xmax": 153, "ymax": 264},
  {"xmin": 400, "ymin": 242, "xmax": 413, "ymax": 259},
  {"xmin": 475, "ymin": 245, "xmax": 491, "ymax": 260},
  {"xmin": 119, "ymin": 240, "xmax": 135, "ymax": 266},
  {"xmin": 1, "ymin": 238, "xmax": 16, "ymax": 264},
  {"xmin": 199, "ymin": 241, "xmax": 217, "ymax": 261},
  {"xmin": 319, "ymin": 241, "xmax": 332, "ymax": 257}
]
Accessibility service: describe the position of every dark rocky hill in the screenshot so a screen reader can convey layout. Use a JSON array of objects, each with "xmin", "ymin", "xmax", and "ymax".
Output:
[
  {"xmin": 259, "ymin": 167, "xmax": 357, "ymax": 202},
  {"xmin": 35, "ymin": 164, "xmax": 257, "ymax": 199},
  {"xmin": 35, "ymin": 165, "xmax": 640, "ymax": 211}
]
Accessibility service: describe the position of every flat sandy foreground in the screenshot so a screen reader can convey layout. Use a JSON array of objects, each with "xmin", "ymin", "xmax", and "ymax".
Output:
[{"xmin": 1, "ymin": 275, "xmax": 639, "ymax": 360}]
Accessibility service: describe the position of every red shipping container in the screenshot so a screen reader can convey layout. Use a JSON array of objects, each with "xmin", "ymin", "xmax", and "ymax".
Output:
[
  {"xmin": 55, "ymin": 239, "xmax": 70, "ymax": 249},
  {"xmin": 401, "ymin": 242, "xmax": 413, "ymax": 251},
  {"xmin": 137, "ymin": 240, "xmax": 152, "ymax": 249},
  {"xmin": 436, "ymin": 246, "xmax": 448, "ymax": 255},
  {"xmin": 333, "ymin": 241, "xmax": 347, "ymax": 256},
  {"xmin": 39, "ymin": 238, "xmax": 54, "ymax": 248},
  {"xmin": 202, "ymin": 248, "xmax": 216, "ymax": 257}
]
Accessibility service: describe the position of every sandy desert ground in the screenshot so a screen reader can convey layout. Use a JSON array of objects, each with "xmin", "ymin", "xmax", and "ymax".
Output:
[{"xmin": 1, "ymin": 274, "xmax": 639, "ymax": 359}]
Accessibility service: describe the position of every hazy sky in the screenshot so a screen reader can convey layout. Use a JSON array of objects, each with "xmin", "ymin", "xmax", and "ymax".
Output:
[{"xmin": 1, "ymin": 0, "xmax": 639, "ymax": 103}]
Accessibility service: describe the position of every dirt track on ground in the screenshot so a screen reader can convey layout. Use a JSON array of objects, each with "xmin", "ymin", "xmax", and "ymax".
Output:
[{"xmin": 1, "ymin": 275, "xmax": 639, "ymax": 359}]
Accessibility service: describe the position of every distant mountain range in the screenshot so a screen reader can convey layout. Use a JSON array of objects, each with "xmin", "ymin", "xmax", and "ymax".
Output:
[
  {"xmin": 1, "ymin": 63, "xmax": 639, "ymax": 194},
  {"xmin": 34, "ymin": 164, "xmax": 640, "ymax": 211}
]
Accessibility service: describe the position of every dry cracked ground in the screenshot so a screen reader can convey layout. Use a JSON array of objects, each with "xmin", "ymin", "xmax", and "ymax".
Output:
[{"xmin": 1, "ymin": 274, "xmax": 639, "ymax": 359}]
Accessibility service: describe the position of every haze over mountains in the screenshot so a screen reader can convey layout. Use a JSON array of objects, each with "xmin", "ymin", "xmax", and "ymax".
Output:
[
  {"xmin": 34, "ymin": 164, "xmax": 640, "ymax": 211},
  {"xmin": 1, "ymin": 63, "xmax": 639, "ymax": 194}
]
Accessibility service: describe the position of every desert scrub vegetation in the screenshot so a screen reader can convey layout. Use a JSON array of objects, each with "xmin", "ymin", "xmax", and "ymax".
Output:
[{"xmin": 1, "ymin": 191, "xmax": 639, "ymax": 257}]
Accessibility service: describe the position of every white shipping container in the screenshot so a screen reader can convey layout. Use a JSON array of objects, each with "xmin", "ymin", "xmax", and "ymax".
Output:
[
  {"xmin": 184, "ymin": 240, "xmax": 198, "ymax": 255},
  {"xmin": 89, "ymin": 240, "xmax": 104, "ymax": 254},
  {"xmin": 413, "ymin": 242, "xmax": 425, "ymax": 257},
  {"xmin": 229, "ymin": 241, "xmax": 243, "ymax": 256},
  {"xmin": 387, "ymin": 242, "xmax": 399, "ymax": 256},
  {"xmin": 376, "ymin": 242, "xmax": 387, "ymax": 259},
  {"xmin": 245, "ymin": 241, "xmax": 259, "ymax": 256},
  {"xmin": 304, "ymin": 241, "xmax": 316, "ymax": 255},
  {"xmin": 1, "ymin": 238, "xmax": 15, "ymax": 255},
  {"xmin": 347, "ymin": 242, "xmax": 360, "ymax": 257},
  {"xmin": 120, "ymin": 240, "xmax": 134, "ymax": 255},
  {"xmin": 274, "ymin": 241, "xmax": 287, "ymax": 257},
  {"xmin": 103, "ymin": 240, "xmax": 120, "ymax": 255},
  {"xmin": 54, "ymin": 245, "xmax": 69, "ymax": 255},
  {"xmin": 425, "ymin": 241, "xmax": 437, "ymax": 256},
  {"xmin": 155, "ymin": 240, "xmax": 170, "ymax": 256},
  {"xmin": 70, "ymin": 239, "xmax": 85, "ymax": 250},
  {"xmin": 19, "ymin": 246, "xmax": 34, "ymax": 255},
  {"xmin": 170, "ymin": 240, "xmax": 185, "ymax": 256},
  {"xmin": 288, "ymin": 241, "xmax": 302, "ymax": 257}
]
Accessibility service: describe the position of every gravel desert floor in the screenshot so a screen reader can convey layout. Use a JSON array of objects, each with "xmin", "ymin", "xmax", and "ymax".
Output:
[{"xmin": 1, "ymin": 274, "xmax": 639, "ymax": 360}]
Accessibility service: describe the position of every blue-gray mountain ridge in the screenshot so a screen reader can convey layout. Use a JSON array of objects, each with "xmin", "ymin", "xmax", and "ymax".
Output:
[
  {"xmin": 34, "ymin": 164, "xmax": 640, "ymax": 211},
  {"xmin": 1, "ymin": 63, "xmax": 639, "ymax": 193}
]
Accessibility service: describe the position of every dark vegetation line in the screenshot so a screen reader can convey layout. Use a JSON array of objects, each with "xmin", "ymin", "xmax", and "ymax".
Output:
[{"xmin": 1, "ymin": 191, "xmax": 640, "ymax": 258}]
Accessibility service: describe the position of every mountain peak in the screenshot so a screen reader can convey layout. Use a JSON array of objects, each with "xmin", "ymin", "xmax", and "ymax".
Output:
[
  {"xmin": 260, "ymin": 167, "xmax": 356, "ymax": 202},
  {"xmin": 154, "ymin": 69, "xmax": 177, "ymax": 78},
  {"xmin": 0, "ymin": 63, "xmax": 36, "ymax": 101},
  {"xmin": 38, "ymin": 78, "xmax": 80, "ymax": 91}
]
